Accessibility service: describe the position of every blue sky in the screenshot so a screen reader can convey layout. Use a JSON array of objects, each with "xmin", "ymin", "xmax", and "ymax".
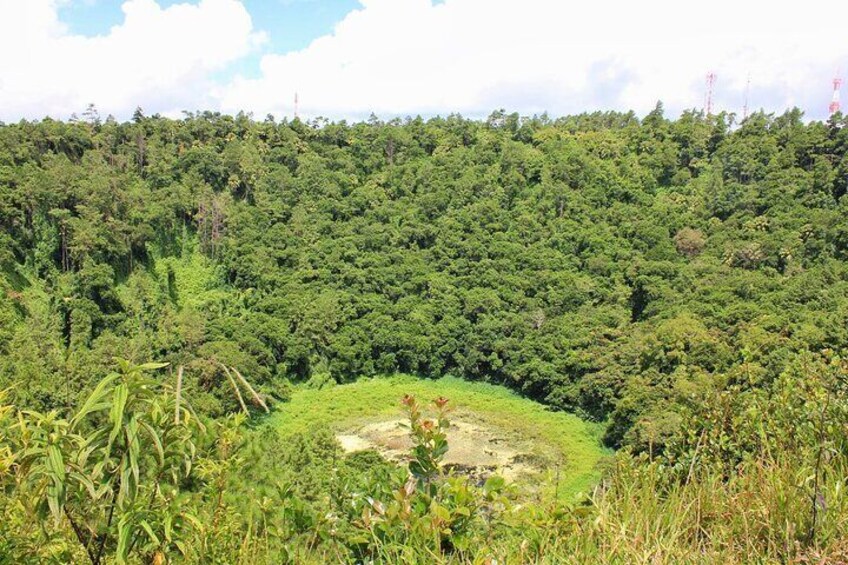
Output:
[
  {"xmin": 2, "ymin": 0, "xmax": 846, "ymax": 122},
  {"xmin": 59, "ymin": 0, "xmax": 357, "ymax": 52},
  {"xmin": 58, "ymin": 0, "xmax": 360, "ymax": 80}
]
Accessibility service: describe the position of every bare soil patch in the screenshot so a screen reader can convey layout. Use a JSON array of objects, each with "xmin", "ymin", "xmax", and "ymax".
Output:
[{"xmin": 337, "ymin": 415, "xmax": 553, "ymax": 482}]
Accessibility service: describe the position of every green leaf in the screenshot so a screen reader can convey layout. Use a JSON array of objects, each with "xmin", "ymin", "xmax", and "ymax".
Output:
[
  {"xmin": 483, "ymin": 475, "xmax": 505, "ymax": 494},
  {"xmin": 181, "ymin": 512, "xmax": 203, "ymax": 532},
  {"xmin": 116, "ymin": 515, "xmax": 132, "ymax": 563},
  {"xmin": 46, "ymin": 444, "xmax": 65, "ymax": 483},
  {"xmin": 136, "ymin": 362, "xmax": 170, "ymax": 372},
  {"xmin": 119, "ymin": 459, "xmax": 134, "ymax": 506},
  {"xmin": 140, "ymin": 421, "xmax": 165, "ymax": 467},
  {"xmin": 69, "ymin": 471, "xmax": 98, "ymax": 499},
  {"xmin": 431, "ymin": 503, "xmax": 451, "ymax": 521},
  {"xmin": 47, "ymin": 488, "xmax": 61, "ymax": 523},
  {"xmin": 115, "ymin": 358, "xmax": 132, "ymax": 374},
  {"xmin": 109, "ymin": 383, "xmax": 129, "ymax": 447},
  {"xmin": 72, "ymin": 374, "xmax": 117, "ymax": 427},
  {"xmin": 140, "ymin": 520, "xmax": 160, "ymax": 545},
  {"xmin": 127, "ymin": 417, "xmax": 141, "ymax": 497}
]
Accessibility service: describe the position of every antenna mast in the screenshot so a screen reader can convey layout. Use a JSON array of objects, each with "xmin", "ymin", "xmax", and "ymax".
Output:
[
  {"xmin": 294, "ymin": 91, "xmax": 299, "ymax": 120},
  {"xmin": 829, "ymin": 73, "xmax": 842, "ymax": 115},
  {"xmin": 704, "ymin": 72, "xmax": 716, "ymax": 116},
  {"xmin": 742, "ymin": 74, "xmax": 751, "ymax": 120}
]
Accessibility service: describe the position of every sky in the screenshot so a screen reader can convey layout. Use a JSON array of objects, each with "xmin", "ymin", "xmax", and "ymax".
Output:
[{"xmin": 1, "ymin": 0, "xmax": 847, "ymax": 123}]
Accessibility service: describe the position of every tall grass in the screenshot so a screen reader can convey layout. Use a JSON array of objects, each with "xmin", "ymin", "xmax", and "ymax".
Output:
[{"xmin": 210, "ymin": 448, "xmax": 847, "ymax": 564}]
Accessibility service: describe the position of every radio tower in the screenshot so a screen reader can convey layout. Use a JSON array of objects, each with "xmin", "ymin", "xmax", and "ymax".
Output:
[
  {"xmin": 704, "ymin": 72, "xmax": 716, "ymax": 115},
  {"xmin": 742, "ymin": 74, "xmax": 751, "ymax": 120},
  {"xmin": 294, "ymin": 91, "xmax": 299, "ymax": 120},
  {"xmin": 829, "ymin": 74, "xmax": 842, "ymax": 115}
]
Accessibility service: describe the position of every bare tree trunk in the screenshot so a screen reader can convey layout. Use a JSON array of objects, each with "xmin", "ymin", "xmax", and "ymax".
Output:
[
  {"xmin": 135, "ymin": 131, "xmax": 145, "ymax": 175},
  {"xmin": 231, "ymin": 366, "xmax": 269, "ymax": 413},
  {"xmin": 61, "ymin": 224, "xmax": 69, "ymax": 272},
  {"xmin": 219, "ymin": 363, "xmax": 248, "ymax": 415},
  {"xmin": 174, "ymin": 365, "xmax": 184, "ymax": 424}
]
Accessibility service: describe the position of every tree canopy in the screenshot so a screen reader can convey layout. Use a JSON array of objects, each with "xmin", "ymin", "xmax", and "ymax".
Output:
[{"xmin": 2, "ymin": 107, "xmax": 848, "ymax": 450}]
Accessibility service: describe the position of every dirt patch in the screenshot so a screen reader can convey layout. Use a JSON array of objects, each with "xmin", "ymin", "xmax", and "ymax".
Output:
[{"xmin": 337, "ymin": 417, "xmax": 549, "ymax": 482}]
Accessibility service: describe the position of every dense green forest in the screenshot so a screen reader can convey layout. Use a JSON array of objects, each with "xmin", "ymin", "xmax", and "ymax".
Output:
[{"xmin": 1, "ymin": 106, "xmax": 847, "ymax": 563}]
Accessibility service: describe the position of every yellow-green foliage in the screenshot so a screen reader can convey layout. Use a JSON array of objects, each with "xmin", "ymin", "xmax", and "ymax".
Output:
[
  {"xmin": 152, "ymin": 241, "xmax": 230, "ymax": 310},
  {"xmin": 269, "ymin": 375, "xmax": 610, "ymax": 499}
]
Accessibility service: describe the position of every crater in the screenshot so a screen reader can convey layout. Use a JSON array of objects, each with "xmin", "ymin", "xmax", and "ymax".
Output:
[{"xmin": 337, "ymin": 417, "xmax": 550, "ymax": 482}]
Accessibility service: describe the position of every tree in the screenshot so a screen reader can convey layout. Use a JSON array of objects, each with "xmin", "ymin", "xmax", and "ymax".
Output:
[{"xmin": 673, "ymin": 227, "xmax": 706, "ymax": 258}]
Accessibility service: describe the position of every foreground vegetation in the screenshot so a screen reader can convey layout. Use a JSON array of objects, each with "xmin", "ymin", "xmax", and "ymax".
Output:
[
  {"xmin": 0, "ymin": 106, "xmax": 847, "ymax": 561},
  {"xmin": 1, "ymin": 355, "xmax": 846, "ymax": 563}
]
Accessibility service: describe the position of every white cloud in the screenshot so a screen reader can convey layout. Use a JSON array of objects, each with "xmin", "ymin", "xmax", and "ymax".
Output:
[
  {"xmin": 217, "ymin": 0, "xmax": 848, "ymax": 121},
  {"xmin": 0, "ymin": 0, "xmax": 265, "ymax": 121},
  {"xmin": 1, "ymin": 0, "xmax": 847, "ymax": 122}
]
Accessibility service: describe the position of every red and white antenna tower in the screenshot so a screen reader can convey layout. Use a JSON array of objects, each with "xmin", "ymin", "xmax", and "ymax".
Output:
[
  {"xmin": 742, "ymin": 74, "xmax": 751, "ymax": 120},
  {"xmin": 294, "ymin": 91, "xmax": 299, "ymax": 120},
  {"xmin": 829, "ymin": 73, "xmax": 842, "ymax": 115},
  {"xmin": 704, "ymin": 72, "xmax": 716, "ymax": 115}
]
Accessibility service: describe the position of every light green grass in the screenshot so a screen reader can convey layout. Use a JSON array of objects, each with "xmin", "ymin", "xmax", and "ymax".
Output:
[{"xmin": 268, "ymin": 374, "xmax": 611, "ymax": 499}]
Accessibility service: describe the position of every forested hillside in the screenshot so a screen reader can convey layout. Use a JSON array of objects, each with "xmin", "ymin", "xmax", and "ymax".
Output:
[
  {"xmin": 1, "ymin": 107, "xmax": 847, "ymax": 563},
  {"xmin": 3, "ymin": 106, "xmax": 848, "ymax": 445}
]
